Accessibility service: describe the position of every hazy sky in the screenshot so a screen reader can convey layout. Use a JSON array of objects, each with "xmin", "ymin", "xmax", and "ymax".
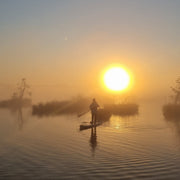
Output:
[{"xmin": 0, "ymin": 0, "xmax": 180, "ymax": 101}]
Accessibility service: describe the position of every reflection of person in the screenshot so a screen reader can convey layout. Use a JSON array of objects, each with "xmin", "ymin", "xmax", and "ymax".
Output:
[
  {"xmin": 90, "ymin": 127, "xmax": 97, "ymax": 156},
  {"xmin": 89, "ymin": 98, "xmax": 99, "ymax": 124}
]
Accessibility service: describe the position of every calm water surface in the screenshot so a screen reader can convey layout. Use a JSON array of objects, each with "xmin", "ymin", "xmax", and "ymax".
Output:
[{"xmin": 0, "ymin": 103, "xmax": 180, "ymax": 179}]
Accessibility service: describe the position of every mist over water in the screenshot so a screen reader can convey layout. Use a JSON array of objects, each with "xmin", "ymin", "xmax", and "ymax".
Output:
[
  {"xmin": 0, "ymin": 101, "xmax": 180, "ymax": 179},
  {"xmin": 1, "ymin": 0, "xmax": 180, "ymax": 179}
]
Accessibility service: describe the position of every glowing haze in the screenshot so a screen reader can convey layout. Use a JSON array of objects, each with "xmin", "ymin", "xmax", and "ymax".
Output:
[{"xmin": 0, "ymin": 0, "xmax": 180, "ymax": 101}]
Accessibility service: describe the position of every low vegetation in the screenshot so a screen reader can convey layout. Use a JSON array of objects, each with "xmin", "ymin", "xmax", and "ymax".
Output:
[
  {"xmin": 32, "ymin": 96, "xmax": 138, "ymax": 117},
  {"xmin": 0, "ymin": 98, "xmax": 31, "ymax": 108},
  {"xmin": 32, "ymin": 97, "xmax": 90, "ymax": 116},
  {"xmin": 163, "ymin": 77, "xmax": 180, "ymax": 119},
  {"xmin": 0, "ymin": 79, "xmax": 31, "ymax": 109},
  {"xmin": 104, "ymin": 103, "xmax": 138, "ymax": 116},
  {"xmin": 163, "ymin": 104, "xmax": 180, "ymax": 119}
]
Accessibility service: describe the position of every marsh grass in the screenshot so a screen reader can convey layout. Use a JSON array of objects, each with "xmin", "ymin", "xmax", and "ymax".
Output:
[
  {"xmin": 32, "ymin": 97, "xmax": 90, "ymax": 117},
  {"xmin": 0, "ymin": 98, "xmax": 31, "ymax": 108},
  {"xmin": 32, "ymin": 97, "xmax": 139, "ymax": 118},
  {"xmin": 163, "ymin": 104, "xmax": 180, "ymax": 119},
  {"xmin": 104, "ymin": 103, "xmax": 138, "ymax": 116}
]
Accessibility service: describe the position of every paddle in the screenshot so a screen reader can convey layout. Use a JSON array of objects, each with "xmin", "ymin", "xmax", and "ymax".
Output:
[{"xmin": 77, "ymin": 110, "xmax": 90, "ymax": 117}]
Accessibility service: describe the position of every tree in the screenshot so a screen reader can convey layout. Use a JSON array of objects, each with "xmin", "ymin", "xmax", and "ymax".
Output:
[
  {"xmin": 171, "ymin": 77, "xmax": 180, "ymax": 104},
  {"xmin": 12, "ymin": 78, "xmax": 31, "ymax": 101}
]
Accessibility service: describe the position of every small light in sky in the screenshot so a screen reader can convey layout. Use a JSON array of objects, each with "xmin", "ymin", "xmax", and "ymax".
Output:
[{"xmin": 64, "ymin": 36, "xmax": 68, "ymax": 41}]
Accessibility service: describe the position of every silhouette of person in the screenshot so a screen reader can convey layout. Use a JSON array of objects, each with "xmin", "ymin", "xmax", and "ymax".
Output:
[{"xmin": 89, "ymin": 98, "xmax": 99, "ymax": 125}]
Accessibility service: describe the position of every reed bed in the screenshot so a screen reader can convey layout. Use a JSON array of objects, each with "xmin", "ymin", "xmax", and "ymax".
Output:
[
  {"xmin": 32, "ymin": 98, "xmax": 90, "ymax": 116},
  {"xmin": 104, "ymin": 103, "xmax": 138, "ymax": 116},
  {"xmin": 32, "ymin": 98, "xmax": 138, "ymax": 118},
  {"xmin": 0, "ymin": 98, "xmax": 31, "ymax": 108},
  {"xmin": 163, "ymin": 104, "xmax": 180, "ymax": 119}
]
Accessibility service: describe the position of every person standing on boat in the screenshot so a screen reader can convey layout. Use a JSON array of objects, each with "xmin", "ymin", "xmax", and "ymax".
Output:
[{"xmin": 89, "ymin": 98, "xmax": 99, "ymax": 125}]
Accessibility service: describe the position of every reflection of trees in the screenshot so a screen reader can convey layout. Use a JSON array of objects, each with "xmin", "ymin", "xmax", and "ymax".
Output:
[
  {"xmin": 10, "ymin": 107, "xmax": 24, "ymax": 131},
  {"xmin": 17, "ymin": 108, "xmax": 24, "ymax": 130},
  {"xmin": 165, "ymin": 117, "xmax": 180, "ymax": 143},
  {"xmin": 89, "ymin": 127, "xmax": 97, "ymax": 156}
]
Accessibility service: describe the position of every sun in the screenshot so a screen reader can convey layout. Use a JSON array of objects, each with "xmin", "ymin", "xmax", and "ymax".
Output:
[{"xmin": 104, "ymin": 67, "xmax": 130, "ymax": 91}]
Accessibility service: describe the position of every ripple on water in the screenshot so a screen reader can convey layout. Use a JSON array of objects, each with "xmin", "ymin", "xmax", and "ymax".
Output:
[{"xmin": 0, "ymin": 108, "xmax": 180, "ymax": 179}]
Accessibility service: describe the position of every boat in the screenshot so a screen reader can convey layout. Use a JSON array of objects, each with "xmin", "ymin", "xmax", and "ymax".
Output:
[
  {"xmin": 79, "ymin": 122, "xmax": 102, "ymax": 131},
  {"xmin": 79, "ymin": 108, "xmax": 112, "ymax": 131}
]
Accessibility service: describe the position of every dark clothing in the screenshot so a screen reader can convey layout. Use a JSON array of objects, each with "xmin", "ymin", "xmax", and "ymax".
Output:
[{"xmin": 89, "ymin": 100, "xmax": 99, "ymax": 124}]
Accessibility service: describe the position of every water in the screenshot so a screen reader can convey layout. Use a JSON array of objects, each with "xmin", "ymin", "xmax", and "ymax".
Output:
[{"xmin": 0, "ymin": 103, "xmax": 180, "ymax": 179}]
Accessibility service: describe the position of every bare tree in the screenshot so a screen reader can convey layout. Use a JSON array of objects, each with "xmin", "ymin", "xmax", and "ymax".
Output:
[
  {"xmin": 17, "ymin": 78, "xmax": 31, "ymax": 100},
  {"xmin": 171, "ymin": 77, "xmax": 180, "ymax": 104}
]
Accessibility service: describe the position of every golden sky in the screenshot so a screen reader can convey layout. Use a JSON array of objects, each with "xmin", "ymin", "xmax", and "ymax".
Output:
[{"xmin": 0, "ymin": 1, "xmax": 180, "ymax": 102}]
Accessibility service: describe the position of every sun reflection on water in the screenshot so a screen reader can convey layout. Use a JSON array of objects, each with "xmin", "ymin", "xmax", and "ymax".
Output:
[{"xmin": 109, "ymin": 115, "xmax": 136, "ymax": 131}]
